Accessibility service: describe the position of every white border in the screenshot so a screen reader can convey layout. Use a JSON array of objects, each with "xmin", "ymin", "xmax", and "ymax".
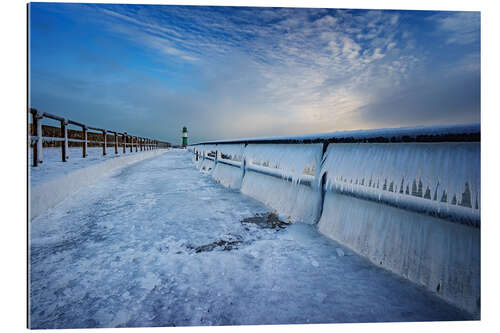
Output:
[{"xmin": 1, "ymin": 1, "xmax": 499, "ymax": 332}]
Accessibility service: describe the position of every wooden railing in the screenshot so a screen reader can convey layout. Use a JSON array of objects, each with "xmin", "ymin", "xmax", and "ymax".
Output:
[{"xmin": 29, "ymin": 108, "xmax": 169, "ymax": 167}]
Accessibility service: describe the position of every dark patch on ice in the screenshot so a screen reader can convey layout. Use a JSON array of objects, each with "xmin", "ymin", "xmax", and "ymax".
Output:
[
  {"xmin": 191, "ymin": 239, "xmax": 241, "ymax": 253},
  {"xmin": 240, "ymin": 212, "xmax": 291, "ymax": 229},
  {"xmin": 187, "ymin": 234, "xmax": 244, "ymax": 253}
]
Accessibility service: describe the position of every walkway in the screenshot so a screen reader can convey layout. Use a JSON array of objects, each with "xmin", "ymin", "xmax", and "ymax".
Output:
[{"xmin": 29, "ymin": 150, "xmax": 470, "ymax": 328}]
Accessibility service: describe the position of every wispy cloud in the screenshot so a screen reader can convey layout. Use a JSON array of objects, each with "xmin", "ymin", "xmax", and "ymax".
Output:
[
  {"xmin": 30, "ymin": 4, "xmax": 480, "ymax": 142},
  {"xmin": 430, "ymin": 11, "xmax": 480, "ymax": 45}
]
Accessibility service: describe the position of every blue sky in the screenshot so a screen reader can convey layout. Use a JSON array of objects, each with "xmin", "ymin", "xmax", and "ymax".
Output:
[{"xmin": 28, "ymin": 3, "xmax": 480, "ymax": 144}]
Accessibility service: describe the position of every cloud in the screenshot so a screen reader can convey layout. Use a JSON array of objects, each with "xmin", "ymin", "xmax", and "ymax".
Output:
[
  {"xmin": 30, "ymin": 4, "xmax": 480, "ymax": 143},
  {"xmin": 430, "ymin": 11, "xmax": 480, "ymax": 45}
]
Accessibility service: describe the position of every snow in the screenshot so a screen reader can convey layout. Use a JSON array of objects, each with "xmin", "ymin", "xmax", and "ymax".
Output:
[
  {"xmin": 29, "ymin": 147, "xmax": 167, "ymax": 220},
  {"xmin": 29, "ymin": 150, "xmax": 470, "ymax": 329},
  {"xmin": 29, "ymin": 147, "xmax": 156, "ymax": 187}
]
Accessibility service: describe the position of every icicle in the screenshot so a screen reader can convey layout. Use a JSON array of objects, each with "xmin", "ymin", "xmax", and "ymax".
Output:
[
  {"xmin": 320, "ymin": 142, "xmax": 479, "ymax": 224},
  {"xmin": 244, "ymin": 144, "xmax": 322, "ymax": 183}
]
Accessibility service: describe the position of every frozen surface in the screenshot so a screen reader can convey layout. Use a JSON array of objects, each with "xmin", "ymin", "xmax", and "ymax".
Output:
[
  {"xmin": 321, "ymin": 143, "xmax": 480, "ymax": 225},
  {"xmin": 29, "ymin": 147, "xmax": 155, "ymax": 187},
  {"xmin": 29, "ymin": 150, "xmax": 470, "ymax": 329}
]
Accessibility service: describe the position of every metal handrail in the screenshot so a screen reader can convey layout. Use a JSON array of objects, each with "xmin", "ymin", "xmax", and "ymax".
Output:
[
  {"xmin": 191, "ymin": 123, "xmax": 480, "ymax": 145},
  {"xmin": 191, "ymin": 123, "xmax": 481, "ymax": 227}
]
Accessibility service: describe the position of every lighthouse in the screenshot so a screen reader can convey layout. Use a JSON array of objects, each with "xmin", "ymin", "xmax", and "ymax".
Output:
[{"xmin": 182, "ymin": 126, "xmax": 188, "ymax": 147}]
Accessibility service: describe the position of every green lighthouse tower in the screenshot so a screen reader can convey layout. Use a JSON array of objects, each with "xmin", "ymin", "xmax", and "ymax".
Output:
[{"xmin": 182, "ymin": 126, "xmax": 188, "ymax": 147}]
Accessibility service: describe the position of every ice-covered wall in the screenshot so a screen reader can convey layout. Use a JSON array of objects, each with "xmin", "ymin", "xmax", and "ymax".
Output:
[
  {"xmin": 192, "ymin": 138, "xmax": 480, "ymax": 316},
  {"xmin": 212, "ymin": 162, "xmax": 243, "ymax": 189},
  {"xmin": 320, "ymin": 143, "xmax": 480, "ymax": 225},
  {"xmin": 241, "ymin": 170, "xmax": 318, "ymax": 224},
  {"xmin": 318, "ymin": 192, "xmax": 480, "ymax": 316},
  {"xmin": 197, "ymin": 143, "xmax": 323, "ymax": 223}
]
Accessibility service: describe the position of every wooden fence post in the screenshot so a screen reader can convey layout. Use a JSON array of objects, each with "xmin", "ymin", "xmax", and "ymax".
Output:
[
  {"xmin": 114, "ymin": 132, "xmax": 118, "ymax": 154},
  {"xmin": 123, "ymin": 132, "xmax": 127, "ymax": 153},
  {"xmin": 102, "ymin": 130, "xmax": 107, "ymax": 156},
  {"xmin": 61, "ymin": 118, "xmax": 68, "ymax": 162},
  {"xmin": 130, "ymin": 135, "xmax": 133, "ymax": 153},
  {"xmin": 140, "ymin": 138, "xmax": 143, "ymax": 151},
  {"xmin": 82, "ymin": 126, "xmax": 88, "ymax": 158},
  {"xmin": 135, "ymin": 137, "xmax": 138, "ymax": 152},
  {"xmin": 31, "ymin": 109, "xmax": 43, "ymax": 166}
]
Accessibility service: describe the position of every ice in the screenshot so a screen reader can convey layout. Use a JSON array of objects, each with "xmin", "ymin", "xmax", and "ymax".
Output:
[
  {"xmin": 320, "ymin": 142, "xmax": 480, "ymax": 225},
  {"xmin": 240, "ymin": 170, "xmax": 318, "ymax": 224},
  {"xmin": 29, "ymin": 150, "xmax": 470, "ymax": 329},
  {"xmin": 244, "ymin": 144, "xmax": 322, "ymax": 183},
  {"xmin": 197, "ymin": 143, "xmax": 323, "ymax": 222},
  {"xmin": 318, "ymin": 191, "xmax": 480, "ymax": 315},
  {"xmin": 196, "ymin": 143, "xmax": 322, "ymax": 184},
  {"xmin": 211, "ymin": 162, "xmax": 242, "ymax": 189}
]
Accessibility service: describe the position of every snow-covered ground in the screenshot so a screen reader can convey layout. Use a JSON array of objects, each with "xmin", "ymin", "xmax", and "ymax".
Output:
[
  {"xmin": 29, "ymin": 150, "xmax": 470, "ymax": 329},
  {"xmin": 29, "ymin": 147, "xmax": 153, "ymax": 187}
]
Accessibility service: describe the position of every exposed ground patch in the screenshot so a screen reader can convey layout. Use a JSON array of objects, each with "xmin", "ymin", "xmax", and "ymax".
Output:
[{"xmin": 240, "ymin": 212, "xmax": 291, "ymax": 229}]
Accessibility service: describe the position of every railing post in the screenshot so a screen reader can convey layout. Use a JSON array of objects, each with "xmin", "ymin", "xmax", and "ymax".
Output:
[
  {"xmin": 238, "ymin": 144, "xmax": 247, "ymax": 188},
  {"xmin": 215, "ymin": 150, "xmax": 218, "ymax": 168},
  {"xmin": 114, "ymin": 132, "xmax": 118, "ymax": 154},
  {"xmin": 196, "ymin": 150, "xmax": 199, "ymax": 161},
  {"xmin": 312, "ymin": 143, "xmax": 329, "ymax": 223},
  {"xmin": 82, "ymin": 126, "xmax": 88, "ymax": 158},
  {"xmin": 239, "ymin": 157, "xmax": 247, "ymax": 188},
  {"xmin": 61, "ymin": 118, "xmax": 68, "ymax": 162},
  {"xmin": 102, "ymin": 130, "xmax": 107, "ymax": 156},
  {"xmin": 31, "ymin": 109, "xmax": 43, "ymax": 166},
  {"xmin": 123, "ymin": 132, "xmax": 127, "ymax": 153},
  {"xmin": 135, "ymin": 137, "xmax": 138, "ymax": 152}
]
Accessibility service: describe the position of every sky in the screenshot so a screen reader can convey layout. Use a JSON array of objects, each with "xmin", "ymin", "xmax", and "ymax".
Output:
[{"xmin": 28, "ymin": 2, "xmax": 480, "ymax": 144}]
